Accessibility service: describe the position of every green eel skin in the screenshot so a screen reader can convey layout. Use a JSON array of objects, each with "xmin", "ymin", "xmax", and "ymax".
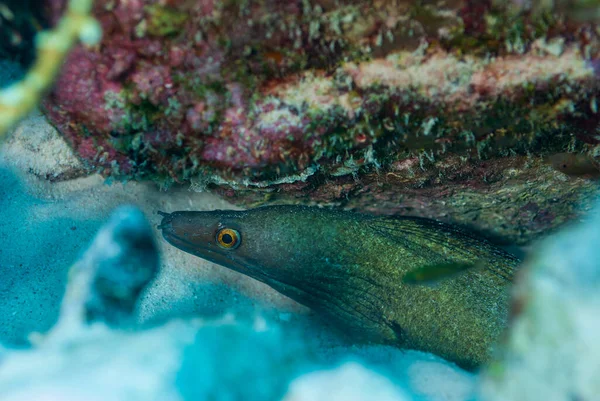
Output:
[{"xmin": 158, "ymin": 205, "xmax": 520, "ymax": 370}]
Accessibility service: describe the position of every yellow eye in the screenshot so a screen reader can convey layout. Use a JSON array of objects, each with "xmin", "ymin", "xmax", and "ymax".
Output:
[{"xmin": 216, "ymin": 228, "xmax": 241, "ymax": 249}]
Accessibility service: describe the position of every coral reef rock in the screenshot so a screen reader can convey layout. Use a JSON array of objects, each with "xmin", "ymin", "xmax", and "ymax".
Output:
[
  {"xmin": 42, "ymin": 1, "xmax": 600, "ymax": 243},
  {"xmin": 479, "ymin": 198, "xmax": 600, "ymax": 401}
]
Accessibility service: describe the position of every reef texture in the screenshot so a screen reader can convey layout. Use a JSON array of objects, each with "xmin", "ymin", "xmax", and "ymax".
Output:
[{"xmin": 42, "ymin": 0, "xmax": 600, "ymax": 243}]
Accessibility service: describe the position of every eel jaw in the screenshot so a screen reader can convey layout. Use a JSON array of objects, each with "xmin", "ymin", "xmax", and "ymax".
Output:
[{"xmin": 156, "ymin": 211, "xmax": 171, "ymax": 230}]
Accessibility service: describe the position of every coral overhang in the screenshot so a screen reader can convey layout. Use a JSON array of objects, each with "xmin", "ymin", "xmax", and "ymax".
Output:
[{"xmin": 40, "ymin": 0, "xmax": 600, "ymax": 243}]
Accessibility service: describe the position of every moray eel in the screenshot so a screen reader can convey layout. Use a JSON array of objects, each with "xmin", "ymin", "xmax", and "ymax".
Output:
[{"xmin": 158, "ymin": 205, "xmax": 520, "ymax": 370}]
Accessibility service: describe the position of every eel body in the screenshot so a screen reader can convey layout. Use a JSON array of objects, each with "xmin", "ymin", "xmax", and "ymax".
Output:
[{"xmin": 158, "ymin": 205, "xmax": 520, "ymax": 370}]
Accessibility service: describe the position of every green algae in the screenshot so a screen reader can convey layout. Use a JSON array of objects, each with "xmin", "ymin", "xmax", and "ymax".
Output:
[
  {"xmin": 145, "ymin": 4, "xmax": 188, "ymax": 37},
  {"xmin": 443, "ymin": 4, "xmax": 558, "ymax": 56}
]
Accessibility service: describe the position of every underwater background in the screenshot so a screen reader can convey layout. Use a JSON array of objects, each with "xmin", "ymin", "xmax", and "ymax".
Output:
[{"xmin": 1, "ymin": 1, "xmax": 600, "ymax": 400}]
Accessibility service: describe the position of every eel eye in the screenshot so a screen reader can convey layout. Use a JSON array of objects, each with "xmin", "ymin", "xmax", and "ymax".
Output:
[{"xmin": 216, "ymin": 228, "xmax": 241, "ymax": 249}]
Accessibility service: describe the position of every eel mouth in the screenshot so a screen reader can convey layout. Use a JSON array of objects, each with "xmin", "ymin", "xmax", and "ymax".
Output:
[
  {"xmin": 156, "ymin": 210, "xmax": 257, "ymax": 278},
  {"xmin": 157, "ymin": 211, "xmax": 201, "ymax": 253},
  {"xmin": 157, "ymin": 213, "xmax": 213, "ymax": 260},
  {"xmin": 156, "ymin": 211, "xmax": 172, "ymax": 230}
]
